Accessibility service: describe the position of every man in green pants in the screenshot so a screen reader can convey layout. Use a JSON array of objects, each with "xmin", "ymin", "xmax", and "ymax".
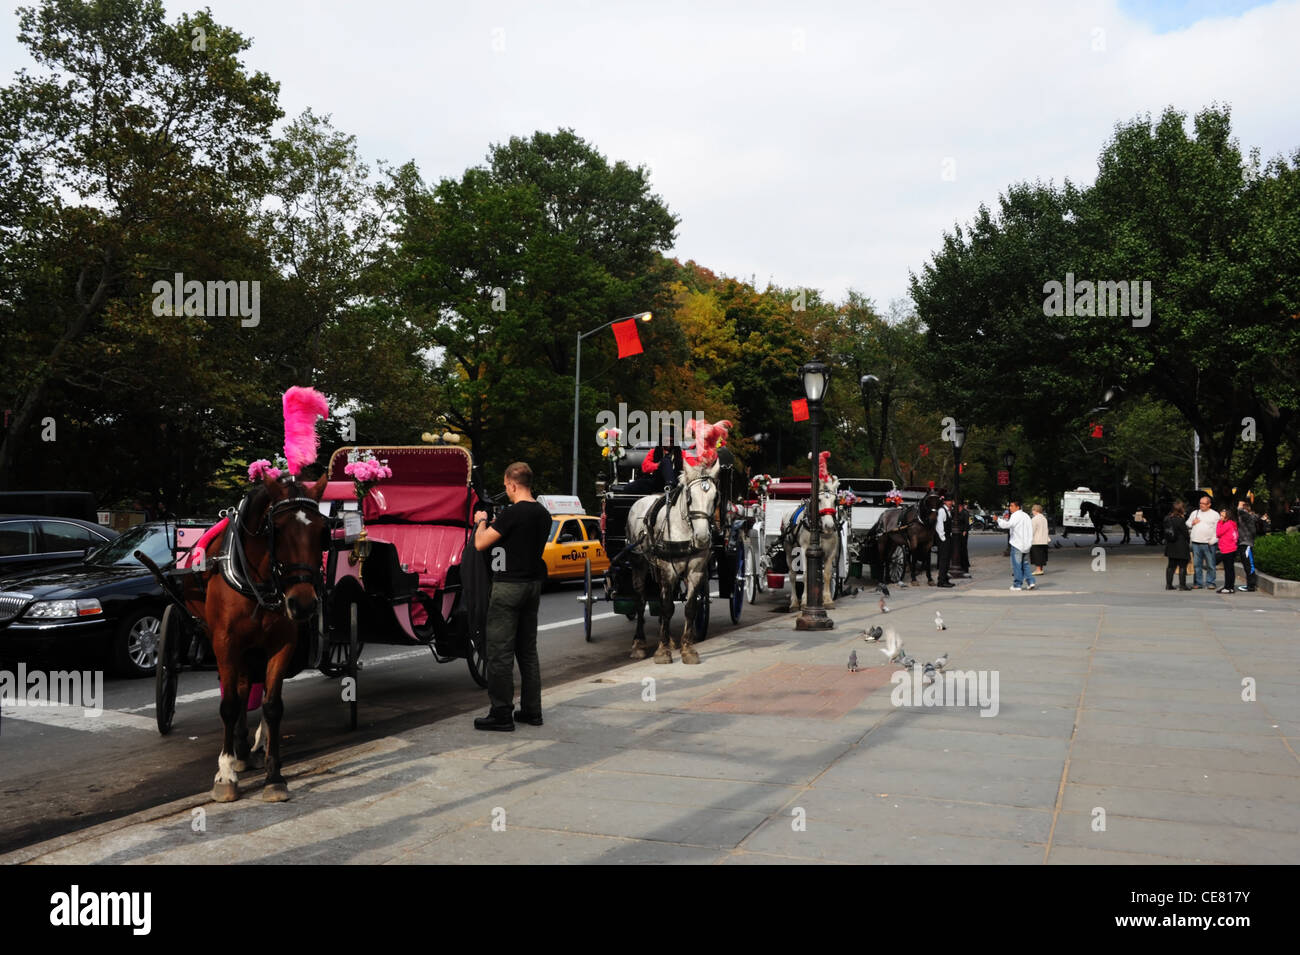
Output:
[{"xmin": 471, "ymin": 462, "xmax": 552, "ymax": 731}]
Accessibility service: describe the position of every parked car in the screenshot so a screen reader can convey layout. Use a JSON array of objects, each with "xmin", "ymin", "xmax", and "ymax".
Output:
[
  {"xmin": 0, "ymin": 515, "xmax": 119, "ymax": 576},
  {"xmin": 0, "ymin": 521, "xmax": 179, "ymax": 677},
  {"xmin": 542, "ymin": 514, "xmax": 610, "ymax": 582}
]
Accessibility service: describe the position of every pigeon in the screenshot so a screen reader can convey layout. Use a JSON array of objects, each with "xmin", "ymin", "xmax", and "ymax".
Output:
[
  {"xmin": 847, "ymin": 650, "xmax": 859, "ymax": 672},
  {"xmin": 879, "ymin": 597, "xmax": 891, "ymax": 613},
  {"xmin": 878, "ymin": 584, "xmax": 891, "ymax": 597},
  {"xmin": 880, "ymin": 627, "xmax": 902, "ymax": 661},
  {"xmin": 933, "ymin": 652, "xmax": 949, "ymax": 670},
  {"xmin": 935, "ymin": 612, "xmax": 946, "ymax": 631},
  {"xmin": 921, "ymin": 662, "xmax": 937, "ymax": 685},
  {"xmin": 864, "ymin": 625, "xmax": 884, "ymax": 641},
  {"xmin": 1053, "ymin": 540, "xmax": 1062, "ymax": 549},
  {"xmin": 898, "ymin": 653, "xmax": 917, "ymax": 669}
]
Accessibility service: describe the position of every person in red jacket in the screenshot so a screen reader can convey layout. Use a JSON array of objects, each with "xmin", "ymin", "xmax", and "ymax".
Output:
[{"xmin": 1215, "ymin": 507, "xmax": 1239, "ymax": 594}]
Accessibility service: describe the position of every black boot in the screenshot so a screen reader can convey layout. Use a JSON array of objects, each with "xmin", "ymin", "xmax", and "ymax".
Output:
[
  {"xmin": 514, "ymin": 709, "xmax": 543, "ymax": 726},
  {"xmin": 474, "ymin": 707, "xmax": 515, "ymax": 732}
]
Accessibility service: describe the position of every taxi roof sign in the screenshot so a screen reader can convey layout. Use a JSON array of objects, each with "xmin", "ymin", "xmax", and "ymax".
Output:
[{"xmin": 538, "ymin": 494, "xmax": 585, "ymax": 515}]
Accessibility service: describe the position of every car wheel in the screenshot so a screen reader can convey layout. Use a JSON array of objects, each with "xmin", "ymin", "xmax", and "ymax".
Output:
[{"xmin": 114, "ymin": 607, "xmax": 163, "ymax": 678}]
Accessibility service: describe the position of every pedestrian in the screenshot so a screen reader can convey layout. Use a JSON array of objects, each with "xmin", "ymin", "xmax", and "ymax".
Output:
[
  {"xmin": 953, "ymin": 500, "xmax": 971, "ymax": 577},
  {"xmin": 1215, "ymin": 507, "xmax": 1239, "ymax": 594},
  {"xmin": 1185, "ymin": 496, "xmax": 1219, "ymax": 590},
  {"xmin": 471, "ymin": 462, "xmax": 552, "ymax": 731},
  {"xmin": 1030, "ymin": 503, "xmax": 1050, "ymax": 575},
  {"xmin": 1235, "ymin": 499, "xmax": 1261, "ymax": 592},
  {"xmin": 935, "ymin": 493, "xmax": 955, "ymax": 587},
  {"xmin": 1163, "ymin": 500, "xmax": 1191, "ymax": 590},
  {"xmin": 996, "ymin": 500, "xmax": 1035, "ymax": 591}
]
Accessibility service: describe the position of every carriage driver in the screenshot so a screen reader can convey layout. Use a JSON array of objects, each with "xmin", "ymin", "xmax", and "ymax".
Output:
[
  {"xmin": 471, "ymin": 462, "xmax": 552, "ymax": 731},
  {"xmin": 625, "ymin": 420, "xmax": 686, "ymax": 495}
]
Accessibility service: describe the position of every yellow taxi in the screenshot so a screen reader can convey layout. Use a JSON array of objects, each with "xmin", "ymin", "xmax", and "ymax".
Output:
[{"xmin": 537, "ymin": 497, "xmax": 610, "ymax": 582}]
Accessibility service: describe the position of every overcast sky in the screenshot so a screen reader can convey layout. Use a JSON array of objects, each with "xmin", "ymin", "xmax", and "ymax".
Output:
[{"xmin": 3, "ymin": 0, "xmax": 1297, "ymax": 308}]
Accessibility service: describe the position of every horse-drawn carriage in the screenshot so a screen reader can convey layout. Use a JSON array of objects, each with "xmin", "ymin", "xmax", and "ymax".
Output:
[
  {"xmin": 578, "ymin": 421, "xmax": 745, "ymax": 662},
  {"xmin": 152, "ymin": 444, "xmax": 491, "ymax": 740}
]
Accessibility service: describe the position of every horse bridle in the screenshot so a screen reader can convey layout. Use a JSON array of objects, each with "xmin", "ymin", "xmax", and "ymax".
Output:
[{"xmin": 229, "ymin": 485, "xmax": 323, "ymax": 611}]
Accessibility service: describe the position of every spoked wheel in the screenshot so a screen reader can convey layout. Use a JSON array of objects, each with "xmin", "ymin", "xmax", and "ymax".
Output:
[
  {"xmin": 888, "ymin": 546, "xmax": 906, "ymax": 584},
  {"xmin": 729, "ymin": 545, "xmax": 745, "ymax": 624},
  {"xmin": 155, "ymin": 605, "xmax": 183, "ymax": 735},
  {"xmin": 745, "ymin": 542, "xmax": 758, "ymax": 603},
  {"xmin": 346, "ymin": 602, "xmax": 360, "ymax": 730},
  {"xmin": 466, "ymin": 615, "xmax": 488, "ymax": 688},
  {"xmin": 582, "ymin": 557, "xmax": 595, "ymax": 642},
  {"xmin": 695, "ymin": 586, "xmax": 710, "ymax": 640}
]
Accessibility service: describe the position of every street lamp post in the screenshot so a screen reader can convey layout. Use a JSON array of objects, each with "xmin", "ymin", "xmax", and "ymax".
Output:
[
  {"xmin": 952, "ymin": 424, "xmax": 966, "ymax": 572},
  {"xmin": 796, "ymin": 361, "xmax": 834, "ymax": 631},
  {"xmin": 571, "ymin": 311, "xmax": 652, "ymax": 496}
]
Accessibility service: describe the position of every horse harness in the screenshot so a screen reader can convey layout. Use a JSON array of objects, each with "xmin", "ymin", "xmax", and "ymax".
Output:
[
  {"xmin": 640, "ymin": 475, "xmax": 717, "ymax": 562},
  {"xmin": 215, "ymin": 483, "xmax": 324, "ymax": 613},
  {"xmin": 783, "ymin": 493, "xmax": 841, "ymax": 550}
]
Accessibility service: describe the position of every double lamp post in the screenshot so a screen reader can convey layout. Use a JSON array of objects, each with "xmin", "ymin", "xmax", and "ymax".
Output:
[{"xmin": 796, "ymin": 361, "xmax": 834, "ymax": 632}]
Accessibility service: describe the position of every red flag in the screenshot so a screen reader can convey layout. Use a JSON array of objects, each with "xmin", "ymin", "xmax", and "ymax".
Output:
[
  {"xmin": 1090, "ymin": 422, "xmax": 1103, "ymax": 438},
  {"xmin": 612, "ymin": 319, "xmax": 642, "ymax": 358},
  {"xmin": 791, "ymin": 399, "xmax": 809, "ymax": 422}
]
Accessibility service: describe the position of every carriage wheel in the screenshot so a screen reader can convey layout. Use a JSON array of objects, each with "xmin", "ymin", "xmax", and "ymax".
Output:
[
  {"xmin": 346, "ymin": 602, "xmax": 360, "ymax": 730},
  {"xmin": 744, "ymin": 542, "xmax": 758, "ymax": 603},
  {"xmin": 466, "ymin": 617, "xmax": 489, "ymax": 688},
  {"xmin": 729, "ymin": 544, "xmax": 745, "ymax": 624},
  {"xmin": 582, "ymin": 557, "xmax": 595, "ymax": 643},
  {"xmin": 888, "ymin": 546, "xmax": 906, "ymax": 584},
  {"xmin": 154, "ymin": 604, "xmax": 182, "ymax": 735},
  {"xmin": 695, "ymin": 586, "xmax": 710, "ymax": 640}
]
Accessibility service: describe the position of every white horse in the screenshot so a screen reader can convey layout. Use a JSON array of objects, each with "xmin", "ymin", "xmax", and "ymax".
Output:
[
  {"xmin": 625, "ymin": 458, "xmax": 721, "ymax": 665},
  {"xmin": 780, "ymin": 478, "xmax": 840, "ymax": 611}
]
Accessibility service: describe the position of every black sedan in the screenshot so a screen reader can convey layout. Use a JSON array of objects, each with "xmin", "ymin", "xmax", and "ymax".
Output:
[
  {"xmin": 0, "ymin": 522, "xmax": 178, "ymax": 678},
  {"xmin": 0, "ymin": 514, "xmax": 119, "ymax": 576}
]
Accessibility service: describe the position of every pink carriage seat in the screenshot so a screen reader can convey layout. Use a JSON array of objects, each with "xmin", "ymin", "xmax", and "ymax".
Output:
[{"xmin": 362, "ymin": 524, "xmax": 469, "ymax": 592}]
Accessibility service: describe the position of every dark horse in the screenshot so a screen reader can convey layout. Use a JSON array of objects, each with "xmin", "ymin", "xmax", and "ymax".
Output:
[
  {"xmin": 1076, "ymin": 500, "xmax": 1135, "ymax": 545},
  {"xmin": 187, "ymin": 474, "xmax": 327, "ymax": 802},
  {"xmin": 874, "ymin": 493, "xmax": 939, "ymax": 586}
]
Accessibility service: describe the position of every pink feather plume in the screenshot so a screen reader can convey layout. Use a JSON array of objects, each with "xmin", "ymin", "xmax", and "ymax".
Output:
[
  {"xmin": 818, "ymin": 451, "xmax": 832, "ymax": 483},
  {"xmin": 690, "ymin": 419, "xmax": 732, "ymax": 465},
  {"xmin": 283, "ymin": 387, "xmax": 329, "ymax": 475}
]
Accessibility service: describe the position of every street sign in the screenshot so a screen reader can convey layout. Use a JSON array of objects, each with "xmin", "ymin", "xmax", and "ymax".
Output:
[{"xmin": 997, "ymin": 470, "xmax": 1009, "ymax": 486}]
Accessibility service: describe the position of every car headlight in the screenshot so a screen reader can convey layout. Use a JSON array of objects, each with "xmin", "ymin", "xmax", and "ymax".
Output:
[{"xmin": 24, "ymin": 598, "xmax": 103, "ymax": 619}]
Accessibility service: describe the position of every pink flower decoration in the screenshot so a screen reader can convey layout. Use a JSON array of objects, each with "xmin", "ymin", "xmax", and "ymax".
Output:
[{"xmin": 248, "ymin": 459, "xmax": 283, "ymax": 482}]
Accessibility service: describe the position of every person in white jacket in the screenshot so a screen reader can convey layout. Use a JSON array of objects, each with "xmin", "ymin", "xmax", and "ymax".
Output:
[{"xmin": 997, "ymin": 500, "xmax": 1036, "ymax": 590}]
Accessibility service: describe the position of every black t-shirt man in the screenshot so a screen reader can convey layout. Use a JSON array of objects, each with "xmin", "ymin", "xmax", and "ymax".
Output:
[{"xmin": 487, "ymin": 500, "xmax": 551, "ymax": 581}]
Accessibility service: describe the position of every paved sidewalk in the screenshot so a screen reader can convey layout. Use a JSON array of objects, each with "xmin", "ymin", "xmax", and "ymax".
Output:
[{"xmin": 7, "ymin": 547, "xmax": 1300, "ymax": 864}]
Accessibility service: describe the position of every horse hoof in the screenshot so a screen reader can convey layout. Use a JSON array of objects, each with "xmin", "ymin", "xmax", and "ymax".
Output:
[
  {"xmin": 654, "ymin": 652, "xmax": 673, "ymax": 664},
  {"xmin": 824, "ymin": 601, "xmax": 836, "ymax": 610},
  {"xmin": 247, "ymin": 751, "xmax": 266, "ymax": 771},
  {"xmin": 629, "ymin": 648, "xmax": 648, "ymax": 660},
  {"xmin": 232, "ymin": 758, "xmax": 247, "ymax": 773},
  {"xmin": 681, "ymin": 650, "xmax": 701, "ymax": 665},
  {"xmin": 262, "ymin": 782, "xmax": 290, "ymax": 802},
  {"xmin": 212, "ymin": 782, "xmax": 239, "ymax": 803}
]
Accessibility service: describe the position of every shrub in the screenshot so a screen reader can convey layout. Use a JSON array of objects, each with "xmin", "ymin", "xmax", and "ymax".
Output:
[{"xmin": 1255, "ymin": 533, "xmax": 1300, "ymax": 581}]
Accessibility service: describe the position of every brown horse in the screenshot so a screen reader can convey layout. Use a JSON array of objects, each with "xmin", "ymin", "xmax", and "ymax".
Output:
[{"xmin": 187, "ymin": 474, "xmax": 327, "ymax": 802}]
